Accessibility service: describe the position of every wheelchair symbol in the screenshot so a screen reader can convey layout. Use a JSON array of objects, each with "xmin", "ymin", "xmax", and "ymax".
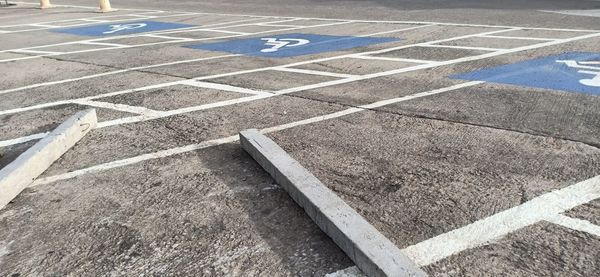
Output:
[
  {"xmin": 103, "ymin": 23, "xmax": 147, "ymax": 34},
  {"xmin": 557, "ymin": 59, "xmax": 600, "ymax": 87},
  {"xmin": 260, "ymin": 38, "xmax": 310, "ymax": 53}
]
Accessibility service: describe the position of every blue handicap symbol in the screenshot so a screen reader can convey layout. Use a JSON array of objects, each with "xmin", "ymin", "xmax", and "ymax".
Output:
[
  {"xmin": 452, "ymin": 52, "xmax": 600, "ymax": 96},
  {"xmin": 185, "ymin": 33, "xmax": 399, "ymax": 58},
  {"xmin": 52, "ymin": 21, "xmax": 194, "ymax": 36}
]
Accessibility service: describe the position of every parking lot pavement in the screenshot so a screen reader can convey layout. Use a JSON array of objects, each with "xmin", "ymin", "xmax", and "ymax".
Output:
[{"xmin": 0, "ymin": 1, "xmax": 599, "ymax": 276}]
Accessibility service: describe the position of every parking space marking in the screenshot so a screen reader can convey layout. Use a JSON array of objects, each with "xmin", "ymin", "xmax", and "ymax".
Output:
[
  {"xmin": 78, "ymin": 41, "xmax": 129, "ymax": 47},
  {"xmin": 273, "ymin": 67, "xmax": 358, "ymax": 78},
  {"xmin": 452, "ymin": 52, "xmax": 600, "ymax": 95},
  {"xmin": 546, "ymin": 214, "xmax": 600, "ymax": 237},
  {"xmin": 0, "ymin": 12, "xmax": 202, "ymax": 34},
  {"xmin": 0, "ymin": 17, "xmax": 273, "ymax": 53},
  {"xmin": 349, "ymin": 55, "xmax": 436, "ymax": 64},
  {"xmin": 142, "ymin": 34, "xmax": 194, "ymax": 41},
  {"xmin": 185, "ymin": 33, "xmax": 399, "ymax": 58},
  {"xmin": 405, "ymin": 175, "xmax": 600, "ymax": 266},
  {"xmin": 0, "ymin": 22, "xmax": 421, "ymax": 97},
  {"xmin": 3, "ymin": 4, "xmax": 600, "ymax": 274},
  {"xmin": 71, "ymin": 99, "xmax": 163, "ymax": 117},
  {"xmin": 179, "ymin": 80, "xmax": 273, "ymax": 96},
  {"xmin": 29, "ymin": 23, "xmax": 59, "ymax": 28},
  {"xmin": 52, "ymin": 21, "xmax": 197, "ymax": 37},
  {"xmin": 423, "ymin": 44, "xmax": 505, "ymax": 52},
  {"xmin": 0, "ymin": 13, "xmax": 595, "ymax": 64},
  {"xmin": 11, "ymin": 49, "xmax": 62, "ymax": 55},
  {"xmin": 0, "ymin": 20, "xmax": 389, "ymax": 99},
  {"xmin": 481, "ymin": 34, "xmax": 557, "ymax": 41},
  {"xmin": 542, "ymin": 9, "xmax": 600, "ymax": 18},
  {"xmin": 0, "ymin": 20, "xmax": 349, "ymax": 64},
  {"xmin": 3, "ymin": 7, "xmax": 598, "ymax": 272},
  {"xmin": 330, "ymin": 175, "xmax": 600, "ymax": 276},
  {"xmin": 79, "ymin": 19, "xmax": 111, "ymax": 23},
  {"xmin": 0, "ymin": 133, "xmax": 48, "ymax": 148},
  {"xmin": 30, "ymin": 81, "xmax": 482, "ymax": 187},
  {"xmin": 0, "ymin": 54, "xmax": 238, "ymax": 97},
  {"xmin": 2, "ymin": 27, "xmax": 600, "ymax": 148}
]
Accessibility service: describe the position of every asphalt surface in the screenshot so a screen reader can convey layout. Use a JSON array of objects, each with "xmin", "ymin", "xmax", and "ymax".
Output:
[{"xmin": 0, "ymin": 0, "xmax": 599, "ymax": 276}]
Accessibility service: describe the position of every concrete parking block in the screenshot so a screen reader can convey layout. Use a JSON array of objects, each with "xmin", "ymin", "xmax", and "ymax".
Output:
[{"xmin": 0, "ymin": 109, "xmax": 96, "ymax": 209}]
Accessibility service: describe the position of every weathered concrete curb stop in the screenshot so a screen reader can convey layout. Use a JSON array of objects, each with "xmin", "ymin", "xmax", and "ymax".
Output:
[
  {"xmin": 239, "ymin": 129, "xmax": 427, "ymax": 277},
  {"xmin": 0, "ymin": 109, "xmax": 97, "ymax": 210}
]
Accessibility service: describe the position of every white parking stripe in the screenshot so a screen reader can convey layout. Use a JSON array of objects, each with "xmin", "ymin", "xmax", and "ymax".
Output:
[
  {"xmin": 403, "ymin": 175, "xmax": 600, "ymax": 266},
  {"xmin": 423, "ymin": 44, "xmax": 506, "ymax": 52},
  {"xmin": 349, "ymin": 55, "xmax": 437, "ymax": 64},
  {"xmin": 0, "ymin": 20, "xmax": 349, "ymax": 64},
  {"xmin": 31, "ymin": 81, "xmax": 482, "ymax": 187},
  {"xmin": 179, "ymin": 80, "xmax": 273, "ymax": 95},
  {"xmin": 546, "ymin": 214, "xmax": 600, "ymax": 237},
  {"xmin": 2, "ymin": 28, "xmax": 600, "ymax": 147},
  {"xmin": 274, "ymin": 67, "xmax": 358, "ymax": 78},
  {"xmin": 480, "ymin": 35, "xmax": 558, "ymax": 41},
  {"xmin": 331, "ymin": 175, "xmax": 600, "ymax": 276},
  {"xmin": 71, "ymin": 100, "xmax": 164, "ymax": 117},
  {"xmin": 0, "ymin": 54, "xmax": 237, "ymax": 97},
  {"xmin": 0, "ymin": 133, "xmax": 47, "ymax": 148}
]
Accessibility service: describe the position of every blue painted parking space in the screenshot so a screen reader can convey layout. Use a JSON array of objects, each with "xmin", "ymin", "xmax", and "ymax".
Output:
[
  {"xmin": 52, "ymin": 21, "xmax": 194, "ymax": 36},
  {"xmin": 452, "ymin": 52, "xmax": 600, "ymax": 96},
  {"xmin": 185, "ymin": 33, "xmax": 399, "ymax": 58}
]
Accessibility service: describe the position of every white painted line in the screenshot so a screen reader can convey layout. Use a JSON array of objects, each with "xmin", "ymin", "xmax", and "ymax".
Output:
[
  {"xmin": 349, "ymin": 55, "xmax": 437, "ymax": 64},
  {"xmin": 185, "ymin": 28, "xmax": 251, "ymax": 35},
  {"xmin": 71, "ymin": 100, "xmax": 164, "ymax": 117},
  {"xmin": 11, "ymin": 49, "xmax": 62, "ymax": 55},
  {"xmin": 274, "ymin": 67, "xmax": 357, "ymax": 78},
  {"xmin": 142, "ymin": 34, "xmax": 193, "ymax": 41},
  {"xmin": 3, "ymin": 28, "xmax": 599, "ymax": 147},
  {"xmin": 480, "ymin": 35, "xmax": 558, "ymax": 41},
  {"xmin": 126, "ymin": 14, "xmax": 155, "ymax": 19},
  {"xmin": 32, "ymin": 135, "xmax": 241, "ymax": 187},
  {"xmin": 0, "ymin": 109, "xmax": 96, "ymax": 210},
  {"xmin": 0, "ymin": 19, "xmax": 265, "ymax": 53},
  {"xmin": 0, "ymin": 133, "xmax": 48, "ymax": 148},
  {"xmin": 29, "ymin": 23, "xmax": 58, "ymax": 28},
  {"xmin": 179, "ymin": 80, "xmax": 273, "ymax": 95},
  {"xmin": 0, "ymin": 54, "xmax": 237, "ymax": 97},
  {"xmin": 423, "ymin": 44, "xmax": 506, "ymax": 52},
  {"xmin": 356, "ymin": 24, "xmax": 436, "ymax": 38},
  {"xmin": 79, "ymin": 19, "xmax": 110, "ymax": 23},
  {"xmin": 0, "ymin": 11, "xmax": 208, "ymax": 34},
  {"xmin": 330, "ymin": 174, "xmax": 600, "ymax": 276},
  {"xmin": 255, "ymin": 23, "xmax": 305, "ymax": 28},
  {"xmin": 140, "ymin": 95, "xmax": 271, "ymax": 122},
  {"xmin": 546, "ymin": 214, "xmax": 600, "ymax": 237},
  {"xmin": 0, "ymin": 20, "xmax": 355, "ymax": 97},
  {"xmin": 402, "ymin": 175, "xmax": 600, "ymax": 267},
  {"xmin": 240, "ymin": 129, "xmax": 426, "ymax": 277},
  {"xmin": 0, "ymin": 20, "xmax": 349, "ymax": 64},
  {"xmin": 31, "ymin": 81, "xmax": 481, "ymax": 187},
  {"xmin": 541, "ymin": 9, "xmax": 600, "ymax": 18},
  {"xmin": 78, "ymin": 41, "xmax": 128, "ymax": 47}
]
